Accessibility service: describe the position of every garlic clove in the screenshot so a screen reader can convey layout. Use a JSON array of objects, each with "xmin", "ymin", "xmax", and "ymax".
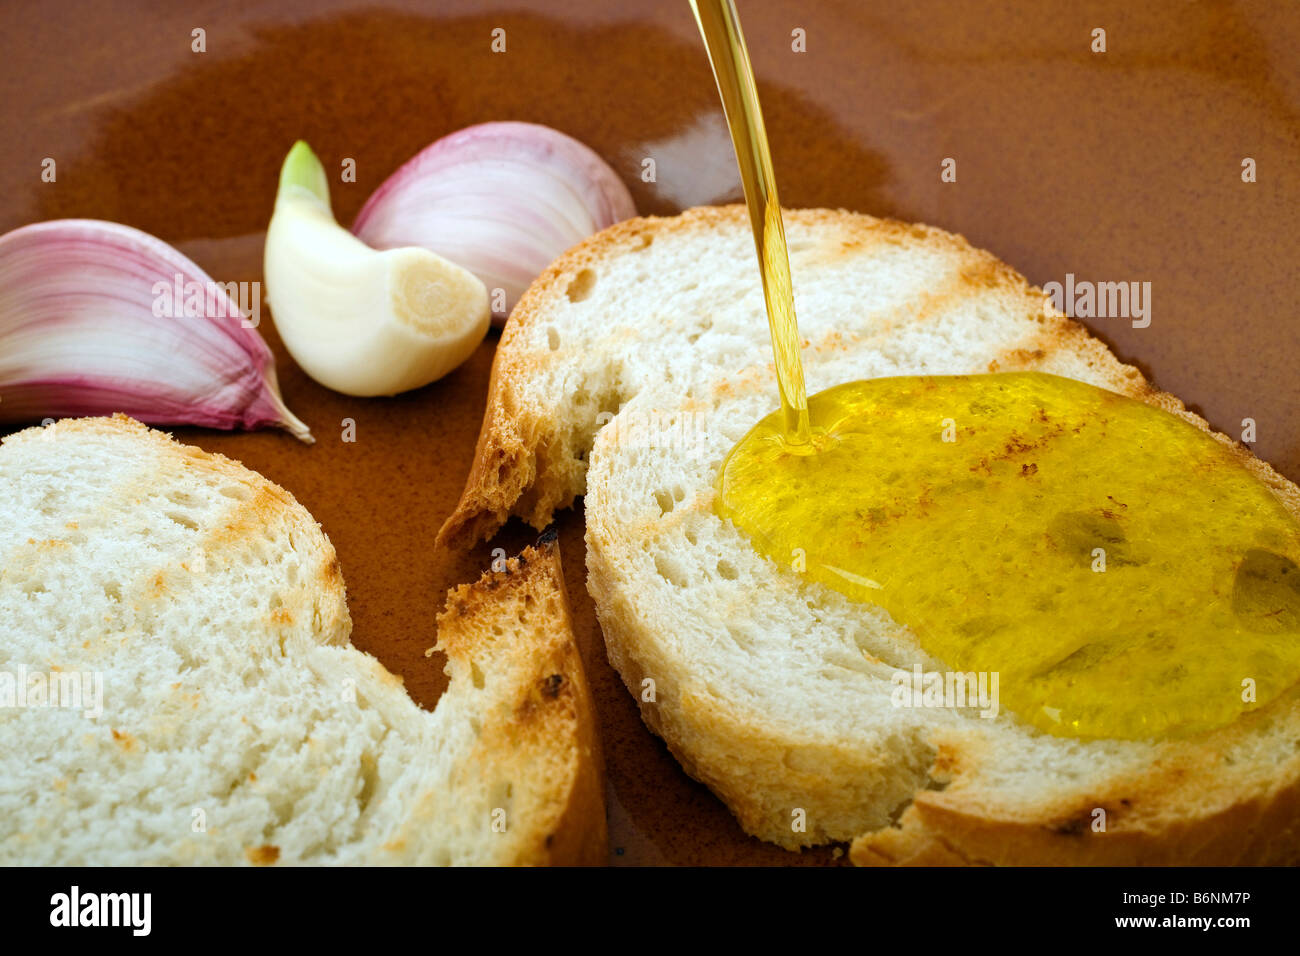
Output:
[
  {"xmin": 0, "ymin": 219, "xmax": 312, "ymax": 441},
  {"xmin": 264, "ymin": 141, "xmax": 490, "ymax": 397},
  {"xmin": 351, "ymin": 122, "xmax": 636, "ymax": 323}
]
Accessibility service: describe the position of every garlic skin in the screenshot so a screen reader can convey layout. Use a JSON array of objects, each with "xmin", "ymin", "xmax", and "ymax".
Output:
[
  {"xmin": 264, "ymin": 142, "xmax": 490, "ymax": 397},
  {"xmin": 351, "ymin": 122, "xmax": 636, "ymax": 324},
  {"xmin": 0, "ymin": 219, "xmax": 312, "ymax": 441}
]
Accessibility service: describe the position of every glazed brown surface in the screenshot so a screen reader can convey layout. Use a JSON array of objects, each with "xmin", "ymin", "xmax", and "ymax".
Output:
[{"xmin": 1, "ymin": 0, "xmax": 1296, "ymax": 865}]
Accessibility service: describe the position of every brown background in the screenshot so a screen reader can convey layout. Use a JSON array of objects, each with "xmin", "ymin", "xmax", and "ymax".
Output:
[{"xmin": 1, "ymin": 0, "xmax": 1296, "ymax": 864}]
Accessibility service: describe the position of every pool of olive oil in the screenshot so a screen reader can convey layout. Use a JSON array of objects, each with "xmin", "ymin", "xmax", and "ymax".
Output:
[{"xmin": 693, "ymin": 0, "xmax": 1300, "ymax": 740}]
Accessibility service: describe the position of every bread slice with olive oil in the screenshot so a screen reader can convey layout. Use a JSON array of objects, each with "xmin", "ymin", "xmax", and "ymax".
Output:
[
  {"xmin": 0, "ymin": 415, "xmax": 604, "ymax": 865},
  {"xmin": 437, "ymin": 205, "xmax": 1300, "ymax": 864}
]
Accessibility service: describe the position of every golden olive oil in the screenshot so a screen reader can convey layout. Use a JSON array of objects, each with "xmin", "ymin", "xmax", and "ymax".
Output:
[{"xmin": 717, "ymin": 373, "xmax": 1300, "ymax": 739}]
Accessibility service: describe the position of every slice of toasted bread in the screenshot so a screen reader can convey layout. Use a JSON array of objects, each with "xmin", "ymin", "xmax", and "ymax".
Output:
[
  {"xmin": 438, "ymin": 205, "xmax": 1300, "ymax": 863},
  {"xmin": 0, "ymin": 415, "xmax": 604, "ymax": 865}
]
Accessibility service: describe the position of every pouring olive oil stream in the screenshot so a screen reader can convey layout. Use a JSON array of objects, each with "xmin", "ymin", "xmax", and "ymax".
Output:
[{"xmin": 691, "ymin": 0, "xmax": 1300, "ymax": 741}]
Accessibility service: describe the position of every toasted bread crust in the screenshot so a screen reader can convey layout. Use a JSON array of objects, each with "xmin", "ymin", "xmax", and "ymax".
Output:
[
  {"xmin": 437, "ymin": 533, "xmax": 607, "ymax": 865},
  {"xmin": 438, "ymin": 206, "xmax": 1300, "ymax": 864}
]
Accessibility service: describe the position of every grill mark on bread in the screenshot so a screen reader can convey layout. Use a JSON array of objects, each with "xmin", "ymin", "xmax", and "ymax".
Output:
[
  {"xmin": 245, "ymin": 844, "xmax": 280, "ymax": 865},
  {"xmin": 987, "ymin": 346, "xmax": 1047, "ymax": 372},
  {"xmin": 319, "ymin": 554, "xmax": 343, "ymax": 590},
  {"xmin": 207, "ymin": 482, "xmax": 285, "ymax": 550},
  {"xmin": 812, "ymin": 264, "xmax": 1037, "ymax": 359}
]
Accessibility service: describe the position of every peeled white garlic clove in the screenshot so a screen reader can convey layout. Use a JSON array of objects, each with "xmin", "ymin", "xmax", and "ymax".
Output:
[
  {"xmin": 264, "ymin": 141, "xmax": 490, "ymax": 398},
  {"xmin": 351, "ymin": 122, "xmax": 637, "ymax": 323},
  {"xmin": 0, "ymin": 219, "xmax": 312, "ymax": 441}
]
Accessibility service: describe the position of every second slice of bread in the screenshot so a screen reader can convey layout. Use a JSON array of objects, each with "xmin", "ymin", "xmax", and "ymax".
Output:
[{"xmin": 439, "ymin": 206, "xmax": 1300, "ymax": 863}]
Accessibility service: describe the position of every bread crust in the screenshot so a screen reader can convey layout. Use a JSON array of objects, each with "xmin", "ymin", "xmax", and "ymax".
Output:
[
  {"xmin": 435, "ymin": 533, "xmax": 608, "ymax": 866},
  {"xmin": 437, "ymin": 205, "xmax": 1300, "ymax": 864}
]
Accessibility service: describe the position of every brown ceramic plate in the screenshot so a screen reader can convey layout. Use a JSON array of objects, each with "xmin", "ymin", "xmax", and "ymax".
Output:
[{"xmin": 2, "ymin": 0, "xmax": 1297, "ymax": 865}]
